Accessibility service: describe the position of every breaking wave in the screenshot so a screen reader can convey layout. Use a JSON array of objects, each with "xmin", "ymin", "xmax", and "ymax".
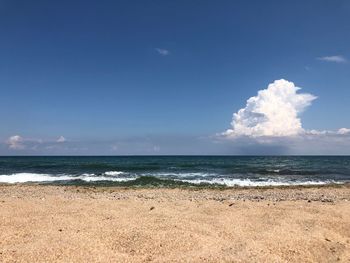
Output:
[
  {"xmin": 0, "ymin": 172, "xmax": 133, "ymax": 184},
  {"xmin": 0, "ymin": 172, "xmax": 343, "ymax": 187}
]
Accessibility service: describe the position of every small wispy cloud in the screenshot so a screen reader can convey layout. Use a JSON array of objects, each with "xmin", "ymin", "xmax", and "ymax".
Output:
[
  {"xmin": 4, "ymin": 135, "xmax": 69, "ymax": 151},
  {"xmin": 6, "ymin": 135, "xmax": 25, "ymax": 150},
  {"xmin": 153, "ymin": 145, "xmax": 160, "ymax": 152},
  {"xmin": 317, "ymin": 55, "xmax": 347, "ymax": 63},
  {"xmin": 338, "ymin": 128, "xmax": 350, "ymax": 135},
  {"xmin": 57, "ymin": 136, "xmax": 66, "ymax": 143},
  {"xmin": 155, "ymin": 48, "xmax": 170, "ymax": 56}
]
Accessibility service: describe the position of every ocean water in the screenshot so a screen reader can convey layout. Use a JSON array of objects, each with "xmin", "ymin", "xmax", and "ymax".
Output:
[{"xmin": 0, "ymin": 156, "xmax": 349, "ymax": 187}]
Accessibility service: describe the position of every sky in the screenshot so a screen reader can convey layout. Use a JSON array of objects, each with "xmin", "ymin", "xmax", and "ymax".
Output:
[{"xmin": 0, "ymin": 0, "xmax": 350, "ymax": 155}]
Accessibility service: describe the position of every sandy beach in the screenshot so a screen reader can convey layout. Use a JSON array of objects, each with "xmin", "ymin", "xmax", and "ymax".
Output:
[{"xmin": 1, "ymin": 184, "xmax": 350, "ymax": 262}]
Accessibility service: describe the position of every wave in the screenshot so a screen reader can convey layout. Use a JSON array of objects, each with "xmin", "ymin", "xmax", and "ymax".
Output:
[
  {"xmin": 141, "ymin": 172, "xmax": 218, "ymax": 178},
  {"xmin": 0, "ymin": 173, "xmax": 345, "ymax": 187},
  {"xmin": 104, "ymin": 171, "xmax": 124, "ymax": 176},
  {"xmin": 177, "ymin": 178, "xmax": 339, "ymax": 187},
  {"xmin": 0, "ymin": 173, "xmax": 134, "ymax": 184}
]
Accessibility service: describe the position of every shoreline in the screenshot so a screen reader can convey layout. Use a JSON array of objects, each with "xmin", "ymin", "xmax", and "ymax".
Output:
[
  {"xmin": 1, "ymin": 184, "xmax": 350, "ymax": 262},
  {"xmin": 1, "ymin": 180, "xmax": 349, "ymax": 189},
  {"xmin": 1, "ymin": 183, "xmax": 350, "ymax": 203},
  {"xmin": 1, "ymin": 179, "xmax": 349, "ymax": 188}
]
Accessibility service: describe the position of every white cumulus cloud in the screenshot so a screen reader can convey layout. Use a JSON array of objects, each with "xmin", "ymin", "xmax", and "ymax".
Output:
[
  {"xmin": 155, "ymin": 48, "xmax": 170, "ymax": 56},
  {"xmin": 224, "ymin": 79, "xmax": 317, "ymax": 137},
  {"xmin": 6, "ymin": 135, "xmax": 25, "ymax": 150},
  {"xmin": 317, "ymin": 55, "xmax": 347, "ymax": 63}
]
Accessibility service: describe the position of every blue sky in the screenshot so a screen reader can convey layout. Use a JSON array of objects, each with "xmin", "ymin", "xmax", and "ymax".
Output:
[{"xmin": 1, "ymin": 0, "xmax": 350, "ymax": 155}]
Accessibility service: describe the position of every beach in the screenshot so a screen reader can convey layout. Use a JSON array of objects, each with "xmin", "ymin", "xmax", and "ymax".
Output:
[{"xmin": 1, "ymin": 184, "xmax": 350, "ymax": 262}]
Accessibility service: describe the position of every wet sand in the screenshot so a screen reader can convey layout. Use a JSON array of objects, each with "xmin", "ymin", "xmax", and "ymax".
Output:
[{"xmin": 1, "ymin": 184, "xmax": 350, "ymax": 262}]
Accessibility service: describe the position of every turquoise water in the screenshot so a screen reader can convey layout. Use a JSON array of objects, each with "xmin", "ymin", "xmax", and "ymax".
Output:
[{"xmin": 0, "ymin": 156, "xmax": 349, "ymax": 187}]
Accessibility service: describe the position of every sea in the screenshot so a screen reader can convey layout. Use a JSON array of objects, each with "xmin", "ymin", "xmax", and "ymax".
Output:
[{"xmin": 0, "ymin": 156, "xmax": 349, "ymax": 187}]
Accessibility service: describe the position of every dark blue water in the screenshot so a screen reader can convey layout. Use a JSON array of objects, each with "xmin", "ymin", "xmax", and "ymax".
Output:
[{"xmin": 0, "ymin": 156, "xmax": 349, "ymax": 187}]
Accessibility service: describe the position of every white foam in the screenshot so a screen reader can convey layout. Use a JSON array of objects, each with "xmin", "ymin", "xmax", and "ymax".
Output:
[
  {"xmin": 0, "ymin": 173, "xmax": 134, "ymax": 184},
  {"xmin": 104, "ymin": 171, "xmax": 124, "ymax": 176},
  {"xmin": 81, "ymin": 175, "xmax": 133, "ymax": 182},
  {"xmin": 177, "ymin": 178, "xmax": 337, "ymax": 187},
  {"xmin": 0, "ymin": 173, "xmax": 73, "ymax": 183},
  {"xmin": 0, "ymin": 173, "xmax": 343, "ymax": 187},
  {"xmin": 143, "ymin": 172, "xmax": 217, "ymax": 178}
]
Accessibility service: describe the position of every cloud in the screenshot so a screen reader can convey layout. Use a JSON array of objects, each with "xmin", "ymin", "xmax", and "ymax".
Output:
[
  {"xmin": 155, "ymin": 48, "xmax": 170, "ymax": 56},
  {"xmin": 338, "ymin": 128, "xmax": 350, "ymax": 135},
  {"xmin": 219, "ymin": 79, "xmax": 350, "ymax": 154},
  {"xmin": 317, "ymin": 55, "xmax": 347, "ymax": 63},
  {"xmin": 4, "ymin": 135, "xmax": 70, "ymax": 152},
  {"xmin": 57, "ymin": 136, "xmax": 66, "ymax": 143},
  {"xmin": 306, "ymin": 128, "xmax": 350, "ymax": 136},
  {"xmin": 6, "ymin": 135, "xmax": 25, "ymax": 150},
  {"xmin": 111, "ymin": 144, "xmax": 118, "ymax": 151},
  {"xmin": 223, "ymin": 79, "xmax": 317, "ymax": 137},
  {"xmin": 153, "ymin": 145, "xmax": 160, "ymax": 152}
]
